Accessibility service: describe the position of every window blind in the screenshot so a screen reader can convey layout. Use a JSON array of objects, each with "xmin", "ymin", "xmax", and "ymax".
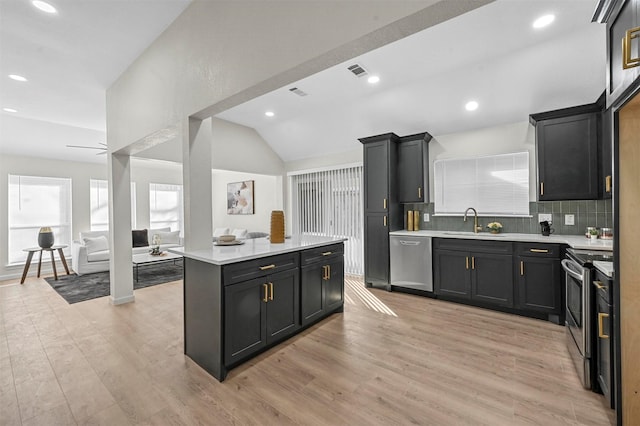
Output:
[
  {"xmin": 434, "ymin": 152, "xmax": 529, "ymax": 216},
  {"xmin": 290, "ymin": 166, "xmax": 363, "ymax": 275},
  {"xmin": 149, "ymin": 183, "xmax": 183, "ymax": 234}
]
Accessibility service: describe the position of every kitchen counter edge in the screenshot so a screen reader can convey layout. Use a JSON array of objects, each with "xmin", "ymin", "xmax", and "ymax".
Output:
[
  {"xmin": 389, "ymin": 230, "xmax": 613, "ymax": 251},
  {"xmin": 168, "ymin": 235, "xmax": 347, "ymax": 265}
]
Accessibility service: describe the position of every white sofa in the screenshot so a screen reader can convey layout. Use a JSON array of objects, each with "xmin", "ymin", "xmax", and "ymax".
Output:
[{"xmin": 71, "ymin": 227, "xmax": 182, "ymax": 275}]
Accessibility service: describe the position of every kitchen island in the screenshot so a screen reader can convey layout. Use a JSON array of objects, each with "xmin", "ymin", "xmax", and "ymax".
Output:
[{"xmin": 169, "ymin": 235, "xmax": 345, "ymax": 381}]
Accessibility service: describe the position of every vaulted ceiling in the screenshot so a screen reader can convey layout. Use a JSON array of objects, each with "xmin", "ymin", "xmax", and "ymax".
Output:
[{"xmin": 0, "ymin": 1, "xmax": 605, "ymax": 165}]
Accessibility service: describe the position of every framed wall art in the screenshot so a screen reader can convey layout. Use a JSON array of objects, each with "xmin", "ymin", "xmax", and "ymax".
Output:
[{"xmin": 227, "ymin": 180, "xmax": 254, "ymax": 214}]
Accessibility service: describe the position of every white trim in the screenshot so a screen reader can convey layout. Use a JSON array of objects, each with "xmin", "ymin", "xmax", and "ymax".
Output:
[
  {"xmin": 287, "ymin": 162, "xmax": 363, "ymax": 177},
  {"xmin": 110, "ymin": 295, "xmax": 135, "ymax": 305}
]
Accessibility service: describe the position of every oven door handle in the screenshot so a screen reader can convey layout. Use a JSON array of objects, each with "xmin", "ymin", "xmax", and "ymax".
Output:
[{"xmin": 561, "ymin": 259, "xmax": 584, "ymax": 282}]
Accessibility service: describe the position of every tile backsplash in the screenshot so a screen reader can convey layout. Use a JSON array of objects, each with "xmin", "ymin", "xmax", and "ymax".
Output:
[{"xmin": 403, "ymin": 200, "xmax": 613, "ymax": 236}]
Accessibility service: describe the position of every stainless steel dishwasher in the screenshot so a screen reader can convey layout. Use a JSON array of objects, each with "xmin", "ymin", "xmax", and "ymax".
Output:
[{"xmin": 389, "ymin": 235, "xmax": 433, "ymax": 292}]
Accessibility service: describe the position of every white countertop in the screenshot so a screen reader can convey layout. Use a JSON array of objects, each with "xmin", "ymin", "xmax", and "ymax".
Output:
[
  {"xmin": 168, "ymin": 235, "xmax": 346, "ymax": 265},
  {"xmin": 593, "ymin": 261, "xmax": 614, "ymax": 278},
  {"xmin": 389, "ymin": 230, "xmax": 614, "ymax": 251}
]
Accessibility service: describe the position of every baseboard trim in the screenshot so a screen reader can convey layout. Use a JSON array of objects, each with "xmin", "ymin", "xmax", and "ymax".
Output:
[{"xmin": 110, "ymin": 294, "xmax": 135, "ymax": 305}]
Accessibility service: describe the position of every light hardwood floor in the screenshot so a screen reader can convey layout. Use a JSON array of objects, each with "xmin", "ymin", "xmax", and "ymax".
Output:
[{"xmin": 0, "ymin": 274, "xmax": 615, "ymax": 425}]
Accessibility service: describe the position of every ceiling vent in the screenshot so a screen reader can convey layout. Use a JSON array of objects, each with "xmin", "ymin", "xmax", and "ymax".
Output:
[
  {"xmin": 289, "ymin": 87, "xmax": 308, "ymax": 97},
  {"xmin": 347, "ymin": 64, "xmax": 368, "ymax": 77}
]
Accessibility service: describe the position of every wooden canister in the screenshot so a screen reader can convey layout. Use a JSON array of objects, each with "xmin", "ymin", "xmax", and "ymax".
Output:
[
  {"xmin": 413, "ymin": 210, "xmax": 420, "ymax": 231},
  {"xmin": 407, "ymin": 210, "xmax": 414, "ymax": 231},
  {"xmin": 270, "ymin": 210, "xmax": 285, "ymax": 243}
]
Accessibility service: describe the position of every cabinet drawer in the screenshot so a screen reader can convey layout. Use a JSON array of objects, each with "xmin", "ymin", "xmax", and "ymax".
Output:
[
  {"xmin": 434, "ymin": 238, "xmax": 513, "ymax": 254},
  {"xmin": 223, "ymin": 252, "xmax": 299, "ymax": 285},
  {"xmin": 300, "ymin": 243, "xmax": 344, "ymax": 265},
  {"xmin": 515, "ymin": 243, "xmax": 562, "ymax": 258}
]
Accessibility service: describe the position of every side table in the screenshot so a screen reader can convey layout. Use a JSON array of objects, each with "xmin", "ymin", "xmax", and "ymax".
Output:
[{"xmin": 20, "ymin": 245, "xmax": 70, "ymax": 284}]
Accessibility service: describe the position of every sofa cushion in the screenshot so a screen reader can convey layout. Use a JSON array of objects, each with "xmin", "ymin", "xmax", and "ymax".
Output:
[
  {"xmin": 132, "ymin": 229, "xmax": 149, "ymax": 247},
  {"xmin": 154, "ymin": 230, "xmax": 180, "ymax": 245},
  {"xmin": 80, "ymin": 230, "xmax": 109, "ymax": 241},
  {"xmin": 87, "ymin": 249, "xmax": 110, "ymax": 262},
  {"xmin": 83, "ymin": 235, "xmax": 109, "ymax": 254},
  {"xmin": 231, "ymin": 228, "xmax": 248, "ymax": 239}
]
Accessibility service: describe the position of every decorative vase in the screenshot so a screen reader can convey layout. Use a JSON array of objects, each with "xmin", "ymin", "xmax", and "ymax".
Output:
[
  {"xmin": 407, "ymin": 210, "xmax": 414, "ymax": 231},
  {"xmin": 270, "ymin": 210, "xmax": 285, "ymax": 244},
  {"xmin": 413, "ymin": 210, "xmax": 420, "ymax": 231},
  {"xmin": 489, "ymin": 229, "xmax": 500, "ymax": 234},
  {"xmin": 38, "ymin": 227, "xmax": 54, "ymax": 248}
]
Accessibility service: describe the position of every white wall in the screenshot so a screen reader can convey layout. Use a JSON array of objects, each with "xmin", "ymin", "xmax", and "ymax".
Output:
[{"xmin": 212, "ymin": 170, "xmax": 280, "ymax": 234}]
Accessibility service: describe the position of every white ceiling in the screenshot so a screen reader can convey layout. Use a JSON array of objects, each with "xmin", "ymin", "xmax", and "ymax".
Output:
[{"xmin": 0, "ymin": 0, "xmax": 606, "ymax": 165}]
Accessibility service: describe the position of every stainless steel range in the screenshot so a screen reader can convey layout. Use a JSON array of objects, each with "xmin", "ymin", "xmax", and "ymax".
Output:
[{"xmin": 562, "ymin": 248, "xmax": 613, "ymax": 389}]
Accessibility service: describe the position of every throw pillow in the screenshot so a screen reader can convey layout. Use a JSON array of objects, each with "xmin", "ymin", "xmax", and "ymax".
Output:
[
  {"xmin": 155, "ymin": 230, "xmax": 180, "ymax": 245},
  {"xmin": 132, "ymin": 229, "xmax": 149, "ymax": 247},
  {"xmin": 82, "ymin": 235, "xmax": 109, "ymax": 255},
  {"xmin": 213, "ymin": 227, "xmax": 230, "ymax": 238},
  {"xmin": 231, "ymin": 228, "xmax": 248, "ymax": 239}
]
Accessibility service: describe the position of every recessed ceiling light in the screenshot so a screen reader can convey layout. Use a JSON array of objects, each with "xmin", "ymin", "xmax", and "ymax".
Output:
[
  {"xmin": 32, "ymin": 0, "xmax": 57, "ymax": 14},
  {"xmin": 265, "ymin": 111, "xmax": 275, "ymax": 117},
  {"xmin": 367, "ymin": 75, "xmax": 380, "ymax": 84},
  {"xmin": 465, "ymin": 101, "xmax": 479, "ymax": 111},
  {"xmin": 3, "ymin": 108, "xmax": 18, "ymax": 113},
  {"xmin": 533, "ymin": 14, "xmax": 555, "ymax": 29},
  {"xmin": 8, "ymin": 74, "xmax": 27, "ymax": 82}
]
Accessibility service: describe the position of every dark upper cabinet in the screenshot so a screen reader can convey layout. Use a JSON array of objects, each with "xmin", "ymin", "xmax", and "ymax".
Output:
[
  {"xmin": 601, "ymin": 108, "xmax": 613, "ymax": 199},
  {"xmin": 531, "ymin": 106, "xmax": 601, "ymax": 201},
  {"xmin": 397, "ymin": 132, "xmax": 432, "ymax": 203},
  {"xmin": 594, "ymin": 0, "xmax": 640, "ymax": 107},
  {"xmin": 514, "ymin": 243, "xmax": 563, "ymax": 324}
]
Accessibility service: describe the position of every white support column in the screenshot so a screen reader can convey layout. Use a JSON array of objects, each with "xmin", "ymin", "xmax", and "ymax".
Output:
[
  {"xmin": 183, "ymin": 117, "xmax": 213, "ymax": 251},
  {"xmin": 108, "ymin": 152, "xmax": 134, "ymax": 305}
]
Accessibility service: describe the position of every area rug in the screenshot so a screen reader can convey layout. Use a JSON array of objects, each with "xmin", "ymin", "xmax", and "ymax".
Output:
[{"xmin": 45, "ymin": 261, "xmax": 183, "ymax": 304}]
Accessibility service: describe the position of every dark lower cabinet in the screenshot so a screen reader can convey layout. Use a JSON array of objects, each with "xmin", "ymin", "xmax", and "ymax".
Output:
[
  {"xmin": 594, "ymin": 269, "xmax": 614, "ymax": 409},
  {"xmin": 434, "ymin": 239, "xmax": 513, "ymax": 308},
  {"xmin": 224, "ymin": 268, "xmax": 299, "ymax": 366},
  {"xmin": 514, "ymin": 242, "xmax": 563, "ymax": 323},
  {"xmin": 364, "ymin": 212, "xmax": 390, "ymax": 287},
  {"xmin": 301, "ymin": 257, "xmax": 344, "ymax": 326}
]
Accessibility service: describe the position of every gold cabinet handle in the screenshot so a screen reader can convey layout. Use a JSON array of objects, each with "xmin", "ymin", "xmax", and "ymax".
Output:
[
  {"xmin": 269, "ymin": 282, "xmax": 274, "ymax": 301},
  {"xmin": 465, "ymin": 256, "xmax": 469, "ymax": 270},
  {"xmin": 418, "ymin": 187, "xmax": 422, "ymax": 198},
  {"xmin": 594, "ymin": 280, "xmax": 607, "ymax": 290},
  {"xmin": 540, "ymin": 182, "xmax": 544, "ymax": 196},
  {"xmin": 605, "ymin": 175, "xmax": 612, "ymax": 193},
  {"xmin": 383, "ymin": 216, "xmax": 387, "ymax": 227},
  {"xmin": 263, "ymin": 283, "xmax": 269, "ymax": 302},
  {"xmin": 530, "ymin": 249, "xmax": 549, "ymax": 253},
  {"xmin": 383, "ymin": 198, "xmax": 387, "ymax": 209},
  {"xmin": 472, "ymin": 256, "xmax": 475, "ymax": 270},
  {"xmin": 623, "ymin": 26, "xmax": 640, "ymax": 69},
  {"xmin": 322, "ymin": 265, "xmax": 328, "ymax": 280},
  {"xmin": 598, "ymin": 312, "xmax": 610, "ymax": 339},
  {"xmin": 328, "ymin": 264, "xmax": 331, "ymax": 279},
  {"xmin": 259, "ymin": 264, "xmax": 276, "ymax": 271},
  {"xmin": 520, "ymin": 260, "xmax": 524, "ymax": 276},
  {"xmin": 322, "ymin": 251, "xmax": 332, "ymax": 256}
]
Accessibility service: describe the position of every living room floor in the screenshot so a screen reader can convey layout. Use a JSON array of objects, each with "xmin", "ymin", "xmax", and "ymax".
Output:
[{"xmin": 0, "ymin": 275, "xmax": 615, "ymax": 425}]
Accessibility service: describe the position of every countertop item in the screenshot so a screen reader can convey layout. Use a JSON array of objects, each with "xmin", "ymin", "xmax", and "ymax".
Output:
[
  {"xmin": 593, "ymin": 261, "xmax": 614, "ymax": 278},
  {"xmin": 389, "ymin": 230, "xmax": 614, "ymax": 251},
  {"xmin": 169, "ymin": 235, "xmax": 346, "ymax": 265}
]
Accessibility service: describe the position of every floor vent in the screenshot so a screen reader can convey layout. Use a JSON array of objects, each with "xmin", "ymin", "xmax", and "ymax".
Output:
[
  {"xmin": 347, "ymin": 64, "xmax": 368, "ymax": 77},
  {"xmin": 289, "ymin": 87, "xmax": 308, "ymax": 97}
]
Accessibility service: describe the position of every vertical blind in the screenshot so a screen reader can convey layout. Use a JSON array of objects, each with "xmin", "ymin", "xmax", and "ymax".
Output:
[
  {"xmin": 290, "ymin": 166, "xmax": 363, "ymax": 275},
  {"xmin": 433, "ymin": 152, "xmax": 529, "ymax": 216},
  {"xmin": 8, "ymin": 175, "xmax": 72, "ymax": 263}
]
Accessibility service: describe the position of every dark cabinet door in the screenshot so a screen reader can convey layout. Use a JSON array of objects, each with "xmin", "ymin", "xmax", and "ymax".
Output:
[
  {"xmin": 596, "ymin": 294, "xmax": 613, "ymax": 408},
  {"xmin": 397, "ymin": 139, "xmax": 428, "ymax": 203},
  {"xmin": 516, "ymin": 256, "xmax": 561, "ymax": 313},
  {"xmin": 265, "ymin": 269, "xmax": 299, "ymax": 344},
  {"xmin": 434, "ymin": 249, "xmax": 471, "ymax": 299},
  {"xmin": 224, "ymin": 277, "xmax": 266, "ymax": 364},
  {"xmin": 325, "ymin": 257, "xmax": 345, "ymax": 312},
  {"xmin": 601, "ymin": 108, "xmax": 613, "ymax": 199},
  {"xmin": 364, "ymin": 213, "xmax": 389, "ymax": 287},
  {"xmin": 363, "ymin": 141, "xmax": 389, "ymax": 213},
  {"xmin": 471, "ymin": 253, "xmax": 513, "ymax": 307},
  {"xmin": 536, "ymin": 112, "xmax": 599, "ymax": 200},
  {"xmin": 607, "ymin": 0, "xmax": 639, "ymax": 106},
  {"xmin": 301, "ymin": 263, "xmax": 324, "ymax": 326}
]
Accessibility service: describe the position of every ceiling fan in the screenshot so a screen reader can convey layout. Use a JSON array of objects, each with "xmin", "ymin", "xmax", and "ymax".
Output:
[{"xmin": 66, "ymin": 142, "xmax": 107, "ymax": 155}]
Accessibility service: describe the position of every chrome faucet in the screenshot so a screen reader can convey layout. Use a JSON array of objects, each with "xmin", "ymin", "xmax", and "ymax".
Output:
[{"xmin": 464, "ymin": 207, "xmax": 482, "ymax": 233}]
